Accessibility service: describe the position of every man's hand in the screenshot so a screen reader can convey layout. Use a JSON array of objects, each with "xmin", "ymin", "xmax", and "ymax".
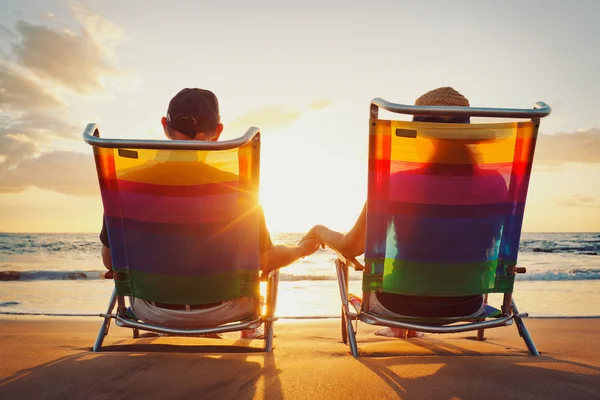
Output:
[{"xmin": 300, "ymin": 225, "xmax": 325, "ymax": 248}]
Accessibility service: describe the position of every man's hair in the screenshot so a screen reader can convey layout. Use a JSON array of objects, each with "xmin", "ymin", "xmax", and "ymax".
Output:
[
  {"xmin": 166, "ymin": 88, "xmax": 221, "ymax": 138},
  {"xmin": 413, "ymin": 87, "xmax": 470, "ymax": 124}
]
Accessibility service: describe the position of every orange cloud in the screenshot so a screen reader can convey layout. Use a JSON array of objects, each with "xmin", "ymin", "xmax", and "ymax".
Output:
[
  {"xmin": 536, "ymin": 129, "xmax": 600, "ymax": 165},
  {"xmin": 555, "ymin": 194, "xmax": 599, "ymax": 208}
]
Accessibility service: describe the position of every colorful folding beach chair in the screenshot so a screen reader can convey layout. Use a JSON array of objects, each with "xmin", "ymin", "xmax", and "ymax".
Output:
[
  {"xmin": 83, "ymin": 124, "xmax": 279, "ymax": 352},
  {"xmin": 335, "ymin": 98, "xmax": 551, "ymax": 357}
]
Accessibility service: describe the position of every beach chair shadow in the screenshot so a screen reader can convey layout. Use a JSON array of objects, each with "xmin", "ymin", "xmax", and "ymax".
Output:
[
  {"xmin": 333, "ymin": 98, "xmax": 552, "ymax": 357},
  {"xmin": 0, "ymin": 343, "xmax": 284, "ymax": 400},
  {"xmin": 99, "ymin": 333, "xmax": 268, "ymax": 354},
  {"xmin": 83, "ymin": 124, "xmax": 279, "ymax": 353},
  {"xmin": 355, "ymin": 351, "xmax": 600, "ymax": 399}
]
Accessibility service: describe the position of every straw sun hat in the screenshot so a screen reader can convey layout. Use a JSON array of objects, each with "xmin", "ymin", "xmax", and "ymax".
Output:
[
  {"xmin": 414, "ymin": 86, "xmax": 470, "ymax": 108},
  {"xmin": 412, "ymin": 87, "xmax": 500, "ymax": 142}
]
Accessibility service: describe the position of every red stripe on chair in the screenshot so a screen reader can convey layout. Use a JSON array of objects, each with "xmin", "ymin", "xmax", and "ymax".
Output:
[
  {"xmin": 381, "ymin": 172, "xmax": 514, "ymax": 205},
  {"xmin": 99, "ymin": 179, "xmax": 242, "ymax": 197},
  {"xmin": 101, "ymin": 189, "xmax": 254, "ymax": 223}
]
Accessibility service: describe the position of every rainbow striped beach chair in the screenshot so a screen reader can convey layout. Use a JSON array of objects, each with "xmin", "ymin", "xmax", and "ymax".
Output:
[
  {"xmin": 83, "ymin": 124, "xmax": 279, "ymax": 352},
  {"xmin": 335, "ymin": 98, "xmax": 551, "ymax": 357}
]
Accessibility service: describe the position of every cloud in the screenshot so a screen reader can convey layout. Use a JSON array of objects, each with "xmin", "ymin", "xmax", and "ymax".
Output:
[
  {"xmin": 555, "ymin": 194, "xmax": 600, "ymax": 208},
  {"xmin": 0, "ymin": 151, "xmax": 97, "ymax": 196},
  {"xmin": 70, "ymin": 4, "xmax": 123, "ymax": 50},
  {"xmin": 0, "ymin": 65, "xmax": 79, "ymax": 167},
  {"xmin": 536, "ymin": 128, "xmax": 600, "ymax": 165},
  {"xmin": 5, "ymin": 110, "xmax": 79, "ymax": 140},
  {"xmin": 0, "ymin": 7, "xmax": 122, "ymax": 197},
  {"xmin": 0, "ymin": 65, "xmax": 77, "ymax": 170},
  {"xmin": 226, "ymin": 105, "xmax": 303, "ymax": 135},
  {"xmin": 0, "ymin": 134, "xmax": 38, "ymax": 167},
  {"xmin": 11, "ymin": 20, "xmax": 118, "ymax": 93},
  {"xmin": 0, "ymin": 26, "xmax": 17, "ymax": 40},
  {"xmin": 0, "ymin": 64, "xmax": 64, "ymax": 111},
  {"xmin": 310, "ymin": 100, "xmax": 332, "ymax": 110}
]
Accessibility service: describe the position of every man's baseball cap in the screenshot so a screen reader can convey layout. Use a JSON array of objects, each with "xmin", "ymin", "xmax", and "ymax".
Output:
[{"xmin": 166, "ymin": 88, "xmax": 220, "ymax": 137}]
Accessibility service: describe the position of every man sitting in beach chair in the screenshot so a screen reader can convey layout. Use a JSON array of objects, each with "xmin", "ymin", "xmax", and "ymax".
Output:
[
  {"xmin": 301, "ymin": 87, "xmax": 548, "ymax": 355},
  {"xmin": 98, "ymin": 88, "xmax": 321, "ymax": 337}
]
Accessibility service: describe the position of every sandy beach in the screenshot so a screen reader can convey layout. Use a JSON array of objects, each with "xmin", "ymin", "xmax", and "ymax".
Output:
[{"xmin": 1, "ymin": 316, "xmax": 599, "ymax": 399}]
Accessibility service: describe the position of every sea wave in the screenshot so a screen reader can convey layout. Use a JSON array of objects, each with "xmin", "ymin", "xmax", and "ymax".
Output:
[
  {"xmin": 516, "ymin": 268, "xmax": 600, "ymax": 281},
  {"xmin": 530, "ymin": 247, "xmax": 597, "ymax": 255},
  {"xmin": 2, "ymin": 268, "xmax": 599, "ymax": 282},
  {"xmin": 0, "ymin": 270, "xmax": 105, "ymax": 281}
]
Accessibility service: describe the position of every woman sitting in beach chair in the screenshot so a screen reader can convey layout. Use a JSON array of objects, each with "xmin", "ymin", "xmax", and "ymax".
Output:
[{"xmin": 301, "ymin": 87, "xmax": 507, "ymax": 338}]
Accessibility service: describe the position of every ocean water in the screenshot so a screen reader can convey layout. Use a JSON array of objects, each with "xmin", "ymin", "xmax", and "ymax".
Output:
[{"xmin": 1, "ymin": 232, "xmax": 599, "ymax": 318}]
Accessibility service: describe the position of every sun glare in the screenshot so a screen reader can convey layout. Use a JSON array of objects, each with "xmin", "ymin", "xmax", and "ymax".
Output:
[{"xmin": 257, "ymin": 107, "xmax": 368, "ymax": 234}]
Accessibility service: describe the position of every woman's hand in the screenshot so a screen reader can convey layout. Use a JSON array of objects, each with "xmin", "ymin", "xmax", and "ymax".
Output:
[
  {"xmin": 298, "ymin": 238, "xmax": 322, "ymax": 258},
  {"xmin": 300, "ymin": 225, "xmax": 325, "ymax": 248}
]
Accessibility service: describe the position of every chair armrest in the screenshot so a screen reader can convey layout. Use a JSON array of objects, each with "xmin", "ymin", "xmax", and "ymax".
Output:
[{"xmin": 322, "ymin": 241, "xmax": 365, "ymax": 271}]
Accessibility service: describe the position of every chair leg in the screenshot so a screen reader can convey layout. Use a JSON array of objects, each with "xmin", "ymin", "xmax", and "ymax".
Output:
[
  {"xmin": 336, "ymin": 260, "xmax": 359, "ymax": 357},
  {"xmin": 476, "ymin": 294, "xmax": 488, "ymax": 341},
  {"xmin": 511, "ymin": 300, "xmax": 540, "ymax": 356},
  {"xmin": 264, "ymin": 321, "xmax": 273, "ymax": 352},
  {"xmin": 132, "ymin": 328, "xmax": 140, "ymax": 339},
  {"xmin": 346, "ymin": 315, "xmax": 359, "ymax": 357},
  {"xmin": 341, "ymin": 307, "xmax": 348, "ymax": 345},
  {"xmin": 476, "ymin": 328, "xmax": 485, "ymax": 341},
  {"xmin": 264, "ymin": 269, "xmax": 279, "ymax": 352},
  {"xmin": 93, "ymin": 288, "xmax": 117, "ymax": 352}
]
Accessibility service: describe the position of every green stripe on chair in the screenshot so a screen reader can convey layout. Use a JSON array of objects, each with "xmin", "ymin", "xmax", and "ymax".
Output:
[
  {"xmin": 115, "ymin": 269, "xmax": 260, "ymax": 304},
  {"xmin": 364, "ymin": 258, "xmax": 500, "ymax": 296}
]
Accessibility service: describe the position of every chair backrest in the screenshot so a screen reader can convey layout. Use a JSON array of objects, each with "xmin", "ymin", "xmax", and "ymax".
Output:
[
  {"xmin": 363, "ymin": 100, "xmax": 549, "ymax": 298},
  {"xmin": 85, "ymin": 124, "xmax": 262, "ymax": 305}
]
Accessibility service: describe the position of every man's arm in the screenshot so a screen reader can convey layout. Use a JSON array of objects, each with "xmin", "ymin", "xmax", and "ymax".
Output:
[
  {"xmin": 99, "ymin": 218, "xmax": 114, "ymax": 278},
  {"xmin": 259, "ymin": 239, "xmax": 320, "ymax": 275},
  {"xmin": 101, "ymin": 245, "xmax": 112, "ymax": 270}
]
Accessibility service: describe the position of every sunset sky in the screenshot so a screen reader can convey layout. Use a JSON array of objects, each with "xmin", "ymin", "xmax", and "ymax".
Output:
[{"xmin": 0, "ymin": 0, "xmax": 599, "ymax": 233}]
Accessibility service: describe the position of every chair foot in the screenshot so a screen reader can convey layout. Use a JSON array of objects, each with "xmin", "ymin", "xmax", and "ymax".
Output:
[
  {"xmin": 132, "ymin": 328, "xmax": 140, "ymax": 339},
  {"xmin": 264, "ymin": 321, "xmax": 274, "ymax": 352},
  {"xmin": 93, "ymin": 288, "xmax": 117, "ymax": 352},
  {"xmin": 93, "ymin": 316, "xmax": 111, "ymax": 352},
  {"xmin": 346, "ymin": 317, "xmax": 359, "ymax": 357},
  {"xmin": 476, "ymin": 327, "xmax": 485, "ymax": 341},
  {"xmin": 511, "ymin": 301, "xmax": 539, "ymax": 356}
]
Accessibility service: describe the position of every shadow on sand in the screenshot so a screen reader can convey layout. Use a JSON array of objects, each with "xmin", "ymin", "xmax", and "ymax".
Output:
[
  {"xmin": 0, "ymin": 336, "xmax": 284, "ymax": 400},
  {"xmin": 354, "ymin": 335, "xmax": 600, "ymax": 399}
]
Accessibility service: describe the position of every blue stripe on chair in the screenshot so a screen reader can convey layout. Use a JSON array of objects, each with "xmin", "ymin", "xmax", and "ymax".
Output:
[
  {"xmin": 105, "ymin": 216, "xmax": 260, "ymax": 276},
  {"xmin": 384, "ymin": 215, "xmax": 504, "ymax": 263},
  {"xmin": 499, "ymin": 213, "xmax": 527, "ymax": 262}
]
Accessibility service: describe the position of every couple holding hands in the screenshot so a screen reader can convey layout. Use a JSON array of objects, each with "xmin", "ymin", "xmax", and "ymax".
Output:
[{"xmin": 101, "ymin": 86, "xmax": 482, "ymax": 339}]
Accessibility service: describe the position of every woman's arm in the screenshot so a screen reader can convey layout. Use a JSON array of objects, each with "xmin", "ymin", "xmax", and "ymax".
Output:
[
  {"xmin": 302, "ymin": 203, "xmax": 367, "ymax": 258},
  {"xmin": 259, "ymin": 239, "xmax": 321, "ymax": 275}
]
